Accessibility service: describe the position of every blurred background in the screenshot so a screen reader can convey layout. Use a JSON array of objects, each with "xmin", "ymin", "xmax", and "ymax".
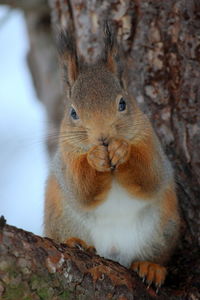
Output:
[{"xmin": 0, "ymin": 6, "xmax": 49, "ymax": 235}]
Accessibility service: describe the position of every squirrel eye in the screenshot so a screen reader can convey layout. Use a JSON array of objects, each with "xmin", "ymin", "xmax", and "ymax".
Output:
[
  {"xmin": 70, "ymin": 107, "xmax": 79, "ymax": 120},
  {"xmin": 118, "ymin": 97, "xmax": 126, "ymax": 112}
]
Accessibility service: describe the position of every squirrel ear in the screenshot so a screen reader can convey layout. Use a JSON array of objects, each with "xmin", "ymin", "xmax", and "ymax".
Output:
[
  {"xmin": 103, "ymin": 22, "xmax": 125, "ymax": 87},
  {"xmin": 57, "ymin": 30, "xmax": 79, "ymax": 87},
  {"xmin": 104, "ymin": 22, "xmax": 118, "ymax": 74}
]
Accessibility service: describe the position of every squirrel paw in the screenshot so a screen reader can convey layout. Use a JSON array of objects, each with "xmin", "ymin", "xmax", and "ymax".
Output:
[
  {"xmin": 108, "ymin": 139, "xmax": 131, "ymax": 169},
  {"xmin": 87, "ymin": 145, "xmax": 110, "ymax": 172},
  {"xmin": 65, "ymin": 237, "xmax": 96, "ymax": 254},
  {"xmin": 130, "ymin": 261, "xmax": 167, "ymax": 291}
]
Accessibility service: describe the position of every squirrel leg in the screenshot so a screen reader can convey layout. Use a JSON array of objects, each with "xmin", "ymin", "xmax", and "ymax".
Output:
[
  {"xmin": 65, "ymin": 237, "xmax": 96, "ymax": 254},
  {"xmin": 130, "ymin": 261, "xmax": 167, "ymax": 291}
]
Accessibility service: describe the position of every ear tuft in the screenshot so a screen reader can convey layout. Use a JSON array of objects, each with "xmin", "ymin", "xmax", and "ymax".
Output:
[
  {"xmin": 57, "ymin": 30, "xmax": 79, "ymax": 87},
  {"xmin": 104, "ymin": 22, "xmax": 118, "ymax": 74}
]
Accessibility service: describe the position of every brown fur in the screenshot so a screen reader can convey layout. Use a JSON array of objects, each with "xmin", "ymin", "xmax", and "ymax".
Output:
[
  {"xmin": 106, "ymin": 54, "xmax": 117, "ymax": 74},
  {"xmin": 65, "ymin": 237, "xmax": 96, "ymax": 253},
  {"xmin": 131, "ymin": 261, "xmax": 167, "ymax": 287},
  {"xmin": 44, "ymin": 175, "xmax": 63, "ymax": 239},
  {"xmin": 62, "ymin": 151, "xmax": 112, "ymax": 209},
  {"xmin": 66, "ymin": 55, "xmax": 79, "ymax": 85},
  {"xmin": 115, "ymin": 134, "xmax": 164, "ymax": 199},
  {"xmin": 44, "ymin": 27, "xmax": 180, "ymax": 288},
  {"xmin": 161, "ymin": 186, "xmax": 180, "ymax": 227}
]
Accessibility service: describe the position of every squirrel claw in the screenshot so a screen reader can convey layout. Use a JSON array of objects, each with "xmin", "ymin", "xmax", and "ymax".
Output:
[
  {"xmin": 65, "ymin": 237, "xmax": 96, "ymax": 253},
  {"xmin": 156, "ymin": 287, "xmax": 160, "ymax": 294},
  {"xmin": 147, "ymin": 281, "xmax": 152, "ymax": 289},
  {"xmin": 76, "ymin": 243, "xmax": 84, "ymax": 250},
  {"xmin": 130, "ymin": 261, "xmax": 167, "ymax": 291},
  {"xmin": 155, "ymin": 283, "xmax": 161, "ymax": 294}
]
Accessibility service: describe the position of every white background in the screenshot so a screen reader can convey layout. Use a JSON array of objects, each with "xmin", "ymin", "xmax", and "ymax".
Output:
[{"xmin": 0, "ymin": 6, "xmax": 48, "ymax": 235}]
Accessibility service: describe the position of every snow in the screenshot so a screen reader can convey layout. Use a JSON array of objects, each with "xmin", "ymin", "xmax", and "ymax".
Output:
[{"xmin": 0, "ymin": 6, "xmax": 48, "ymax": 235}]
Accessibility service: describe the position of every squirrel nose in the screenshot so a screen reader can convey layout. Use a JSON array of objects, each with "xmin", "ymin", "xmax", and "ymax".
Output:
[{"xmin": 98, "ymin": 136, "xmax": 109, "ymax": 146}]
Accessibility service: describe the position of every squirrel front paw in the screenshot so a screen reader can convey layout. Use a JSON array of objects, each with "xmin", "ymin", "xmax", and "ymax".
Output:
[
  {"xmin": 108, "ymin": 139, "xmax": 131, "ymax": 169},
  {"xmin": 87, "ymin": 145, "xmax": 110, "ymax": 172}
]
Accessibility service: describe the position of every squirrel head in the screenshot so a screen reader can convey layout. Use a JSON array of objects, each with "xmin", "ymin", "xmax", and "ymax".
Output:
[{"xmin": 58, "ymin": 25, "xmax": 143, "ymax": 151}]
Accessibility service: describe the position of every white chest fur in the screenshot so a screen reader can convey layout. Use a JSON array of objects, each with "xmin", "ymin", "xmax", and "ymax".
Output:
[{"xmin": 87, "ymin": 181, "xmax": 160, "ymax": 267}]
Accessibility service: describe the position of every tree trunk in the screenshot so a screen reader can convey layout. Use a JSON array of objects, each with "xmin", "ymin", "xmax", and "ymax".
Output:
[{"xmin": 0, "ymin": 0, "xmax": 200, "ymax": 299}]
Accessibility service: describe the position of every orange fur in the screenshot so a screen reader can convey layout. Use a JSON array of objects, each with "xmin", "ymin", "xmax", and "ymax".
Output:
[
  {"xmin": 62, "ymin": 151, "xmax": 112, "ymax": 209},
  {"xmin": 115, "ymin": 136, "xmax": 162, "ymax": 199},
  {"xmin": 108, "ymin": 138, "xmax": 131, "ymax": 168},
  {"xmin": 45, "ymin": 27, "xmax": 180, "ymax": 290},
  {"xmin": 107, "ymin": 53, "xmax": 117, "ymax": 74},
  {"xmin": 131, "ymin": 261, "xmax": 167, "ymax": 288},
  {"xmin": 44, "ymin": 175, "xmax": 63, "ymax": 238},
  {"xmin": 67, "ymin": 56, "xmax": 78, "ymax": 85},
  {"xmin": 65, "ymin": 237, "xmax": 96, "ymax": 253},
  {"xmin": 87, "ymin": 145, "xmax": 111, "ymax": 172},
  {"xmin": 161, "ymin": 186, "xmax": 180, "ymax": 227}
]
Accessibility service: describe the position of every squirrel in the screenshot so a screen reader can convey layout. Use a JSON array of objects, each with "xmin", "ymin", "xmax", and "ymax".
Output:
[{"xmin": 44, "ymin": 25, "xmax": 180, "ymax": 290}]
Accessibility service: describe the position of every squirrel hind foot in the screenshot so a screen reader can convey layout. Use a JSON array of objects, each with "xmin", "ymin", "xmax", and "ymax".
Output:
[
  {"xmin": 130, "ymin": 261, "xmax": 167, "ymax": 291},
  {"xmin": 65, "ymin": 237, "xmax": 96, "ymax": 254}
]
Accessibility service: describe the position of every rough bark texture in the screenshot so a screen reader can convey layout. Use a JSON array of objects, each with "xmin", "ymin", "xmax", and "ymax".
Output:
[
  {"xmin": 0, "ymin": 0, "xmax": 200, "ymax": 299},
  {"xmin": 0, "ymin": 220, "xmax": 200, "ymax": 300}
]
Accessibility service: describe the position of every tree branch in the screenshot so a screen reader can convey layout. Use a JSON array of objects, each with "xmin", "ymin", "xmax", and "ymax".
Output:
[
  {"xmin": 0, "ymin": 221, "xmax": 155, "ymax": 299},
  {"xmin": 0, "ymin": 220, "xmax": 199, "ymax": 299}
]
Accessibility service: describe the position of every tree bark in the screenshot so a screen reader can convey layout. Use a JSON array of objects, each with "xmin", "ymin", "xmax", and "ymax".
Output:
[
  {"xmin": 0, "ymin": 0, "xmax": 200, "ymax": 298},
  {"xmin": 0, "ymin": 220, "xmax": 199, "ymax": 300}
]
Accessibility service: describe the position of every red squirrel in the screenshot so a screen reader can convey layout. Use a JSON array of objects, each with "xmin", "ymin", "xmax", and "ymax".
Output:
[{"xmin": 44, "ymin": 26, "xmax": 180, "ymax": 290}]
